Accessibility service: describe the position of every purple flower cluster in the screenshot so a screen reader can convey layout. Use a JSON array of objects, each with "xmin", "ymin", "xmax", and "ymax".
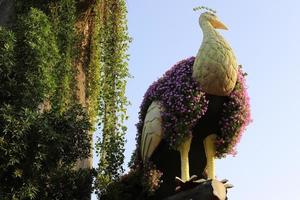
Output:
[
  {"xmin": 133, "ymin": 57, "xmax": 251, "ymax": 165},
  {"xmin": 216, "ymin": 67, "xmax": 252, "ymax": 158},
  {"xmin": 142, "ymin": 163, "xmax": 163, "ymax": 194}
]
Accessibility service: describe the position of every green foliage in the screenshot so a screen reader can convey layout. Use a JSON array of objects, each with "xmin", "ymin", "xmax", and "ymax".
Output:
[
  {"xmin": 49, "ymin": 0, "xmax": 77, "ymax": 111},
  {"xmin": 36, "ymin": 168, "xmax": 95, "ymax": 200},
  {"xmin": 0, "ymin": 1, "xmax": 94, "ymax": 199},
  {"xmin": 99, "ymin": 167, "xmax": 163, "ymax": 200},
  {"xmin": 0, "ymin": 27, "xmax": 17, "ymax": 104},
  {"xmin": 14, "ymin": 1, "xmax": 78, "ymax": 112},
  {"xmin": 15, "ymin": 7, "xmax": 59, "ymax": 109},
  {"xmin": 95, "ymin": 0, "xmax": 131, "ymax": 196},
  {"xmin": 99, "ymin": 170, "xmax": 147, "ymax": 200},
  {"xmin": 0, "ymin": 104, "xmax": 92, "ymax": 199},
  {"xmin": 86, "ymin": 9, "xmax": 102, "ymax": 126},
  {"xmin": 1, "ymin": 0, "xmax": 131, "ymax": 198}
]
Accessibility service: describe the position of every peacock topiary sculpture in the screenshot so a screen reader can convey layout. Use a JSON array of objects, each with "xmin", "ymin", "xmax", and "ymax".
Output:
[{"xmin": 129, "ymin": 8, "xmax": 251, "ymax": 199}]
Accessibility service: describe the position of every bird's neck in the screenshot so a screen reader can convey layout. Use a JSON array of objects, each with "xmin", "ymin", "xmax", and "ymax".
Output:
[
  {"xmin": 200, "ymin": 20, "xmax": 222, "ymax": 42},
  {"xmin": 193, "ymin": 19, "xmax": 237, "ymax": 96}
]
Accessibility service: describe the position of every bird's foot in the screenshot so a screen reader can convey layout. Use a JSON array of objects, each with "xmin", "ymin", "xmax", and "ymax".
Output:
[
  {"xmin": 202, "ymin": 169, "xmax": 234, "ymax": 189},
  {"xmin": 211, "ymin": 179, "xmax": 234, "ymax": 200},
  {"xmin": 220, "ymin": 179, "xmax": 234, "ymax": 190},
  {"xmin": 175, "ymin": 175, "xmax": 206, "ymax": 192}
]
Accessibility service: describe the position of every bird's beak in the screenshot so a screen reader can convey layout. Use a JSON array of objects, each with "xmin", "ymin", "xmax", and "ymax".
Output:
[{"xmin": 210, "ymin": 19, "xmax": 228, "ymax": 30}]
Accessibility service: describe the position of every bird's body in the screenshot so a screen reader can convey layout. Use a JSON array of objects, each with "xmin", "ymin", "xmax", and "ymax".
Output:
[{"xmin": 131, "ymin": 11, "xmax": 251, "ymax": 199}]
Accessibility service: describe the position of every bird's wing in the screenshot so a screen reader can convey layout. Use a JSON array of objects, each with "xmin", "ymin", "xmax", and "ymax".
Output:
[{"xmin": 141, "ymin": 101, "xmax": 163, "ymax": 162}]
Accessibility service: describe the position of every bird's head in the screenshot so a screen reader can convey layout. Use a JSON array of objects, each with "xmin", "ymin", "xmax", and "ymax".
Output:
[{"xmin": 199, "ymin": 12, "xmax": 228, "ymax": 30}]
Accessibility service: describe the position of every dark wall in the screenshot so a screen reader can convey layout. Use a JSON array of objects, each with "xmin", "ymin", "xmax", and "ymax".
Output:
[{"xmin": 0, "ymin": 0, "xmax": 15, "ymax": 27}]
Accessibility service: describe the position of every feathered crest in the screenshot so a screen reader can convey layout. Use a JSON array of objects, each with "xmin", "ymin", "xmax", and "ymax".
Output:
[{"xmin": 193, "ymin": 6, "xmax": 217, "ymax": 14}]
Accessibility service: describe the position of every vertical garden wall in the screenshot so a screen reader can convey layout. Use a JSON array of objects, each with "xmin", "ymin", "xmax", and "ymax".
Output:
[{"xmin": 0, "ymin": 0, "xmax": 130, "ymax": 199}]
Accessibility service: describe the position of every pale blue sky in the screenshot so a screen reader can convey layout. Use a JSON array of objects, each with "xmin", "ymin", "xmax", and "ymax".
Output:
[{"xmin": 95, "ymin": 0, "xmax": 300, "ymax": 199}]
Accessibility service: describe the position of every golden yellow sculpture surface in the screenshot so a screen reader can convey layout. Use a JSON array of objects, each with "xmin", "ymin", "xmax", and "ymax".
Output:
[
  {"xmin": 141, "ymin": 101, "xmax": 163, "ymax": 162},
  {"xmin": 193, "ymin": 12, "xmax": 238, "ymax": 96}
]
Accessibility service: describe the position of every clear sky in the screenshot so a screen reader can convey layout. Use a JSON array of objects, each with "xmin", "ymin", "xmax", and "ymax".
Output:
[{"xmin": 95, "ymin": 0, "xmax": 300, "ymax": 199}]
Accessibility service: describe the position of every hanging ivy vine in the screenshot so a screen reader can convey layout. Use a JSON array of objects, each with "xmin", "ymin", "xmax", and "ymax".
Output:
[
  {"xmin": 95, "ymin": 0, "xmax": 131, "ymax": 197},
  {"xmin": 1, "ymin": 0, "xmax": 131, "ymax": 198},
  {"xmin": 49, "ymin": 0, "xmax": 77, "ymax": 112},
  {"xmin": 86, "ymin": 4, "xmax": 101, "ymax": 126}
]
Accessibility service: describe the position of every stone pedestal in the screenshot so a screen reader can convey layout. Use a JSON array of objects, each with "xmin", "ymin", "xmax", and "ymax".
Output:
[{"xmin": 164, "ymin": 180, "xmax": 229, "ymax": 200}]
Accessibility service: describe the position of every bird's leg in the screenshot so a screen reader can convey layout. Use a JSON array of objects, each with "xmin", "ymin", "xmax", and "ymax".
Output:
[
  {"xmin": 176, "ymin": 136, "xmax": 209, "ymax": 192},
  {"xmin": 178, "ymin": 136, "xmax": 192, "ymax": 182},
  {"xmin": 203, "ymin": 134, "xmax": 217, "ymax": 179}
]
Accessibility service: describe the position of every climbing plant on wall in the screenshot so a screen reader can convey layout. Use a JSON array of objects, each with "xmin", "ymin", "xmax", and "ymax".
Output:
[
  {"xmin": 48, "ymin": 0, "xmax": 77, "ymax": 112},
  {"xmin": 0, "ymin": 0, "xmax": 131, "ymax": 198},
  {"xmin": 95, "ymin": 0, "xmax": 131, "ymax": 197},
  {"xmin": 0, "ymin": 1, "xmax": 93, "ymax": 199}
]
